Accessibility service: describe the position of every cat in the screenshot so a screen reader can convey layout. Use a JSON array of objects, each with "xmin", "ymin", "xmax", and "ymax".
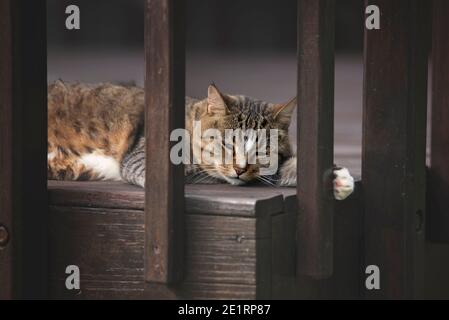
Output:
[{"xmin": 47, "ymin": 80, "xmax": 354, "ymax": 200}]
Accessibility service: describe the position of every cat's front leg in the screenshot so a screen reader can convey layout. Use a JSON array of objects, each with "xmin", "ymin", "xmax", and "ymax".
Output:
[
  {"xmin": 120, "ymin": 137, "xmax": 146, "ymax": 188},
  {"xmin": 278, "ymin": 157, "xmax": 297, "ymax": 187},
  {"xmin": 278, "ymin": 156, "xmax": 355, "ymax": 200}
]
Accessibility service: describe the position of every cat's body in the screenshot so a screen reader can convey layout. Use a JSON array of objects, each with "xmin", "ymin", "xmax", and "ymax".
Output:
[{"xmin": 48, "ymin": 81, "xmax": 354, "ymax": 200}]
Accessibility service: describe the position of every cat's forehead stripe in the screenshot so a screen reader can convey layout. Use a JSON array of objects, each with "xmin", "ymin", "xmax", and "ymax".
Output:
[
  {"xmin": 232, "ymin": 95, "xmax": 270, "ymax": 112},
  {"xmin": 228, "ymin": 95, "xmax": 273, "ymax": 130}
]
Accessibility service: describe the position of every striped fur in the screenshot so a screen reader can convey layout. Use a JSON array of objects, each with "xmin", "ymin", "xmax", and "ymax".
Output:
[{"xmin": 47, "ymin": 82, "xmax": 296, "ymax": 187}]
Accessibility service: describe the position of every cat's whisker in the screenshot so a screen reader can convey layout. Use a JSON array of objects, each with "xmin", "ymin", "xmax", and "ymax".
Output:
[
  {"xmin": 187, "ymin": 170, "xmax": 207, "ymax": 180},
  {"xmin": 189, "ymin": 173, "xmax": 209, "ymax": 184},
  {"xmin": 194, "ymin": 173, "xmax": 218, "ymax": 184},
  {"xmin": 256, "ymin": 175, "xmax": 277, "ymax": 187},
  {"xmin": 186, "ymin": 167, "xmax": 222, "ymax": 182},
  {"xmin": 261, "ymin": 175, "xmax": 281, "ymax": 182}
]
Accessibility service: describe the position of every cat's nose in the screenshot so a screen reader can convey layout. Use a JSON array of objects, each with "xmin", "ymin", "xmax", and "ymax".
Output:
[{"xmin": 234, "ymin": 166, "xmax": 247, "ymax": 177}]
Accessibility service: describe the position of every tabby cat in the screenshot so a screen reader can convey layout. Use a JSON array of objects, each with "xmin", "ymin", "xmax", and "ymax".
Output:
[{"xmin": 47, "ymin": 81, "xmax": 354, "ymax": 200}]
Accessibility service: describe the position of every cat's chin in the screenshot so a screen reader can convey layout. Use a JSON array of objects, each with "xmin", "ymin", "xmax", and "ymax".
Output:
[{"xmin": 223, "ymin": 177, "xmax": 247, "ymax": 186}]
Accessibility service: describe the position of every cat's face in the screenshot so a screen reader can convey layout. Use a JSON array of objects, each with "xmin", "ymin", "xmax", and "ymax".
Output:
[{"xmin": 194, "ymin": 85, "xmax": 295, "ymax": 185}]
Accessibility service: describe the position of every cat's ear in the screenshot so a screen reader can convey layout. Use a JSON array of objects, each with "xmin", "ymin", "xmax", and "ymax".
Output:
[
  {"xmin": 272, "ymin": 97, "xmax": 297, "ymax": 124},
  {"xmin": 207, "ymin": 84, "xmax": 229, "ymax": 115}
]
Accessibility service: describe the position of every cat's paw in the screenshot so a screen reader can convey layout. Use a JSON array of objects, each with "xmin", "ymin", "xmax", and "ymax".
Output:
[
  {"xmin": 333, "ymin": 167, "xmax": 354, "ymax": 200},
  {"xmin": 278, "ymin": 157, "xmax": 297, "ymax": 187}
]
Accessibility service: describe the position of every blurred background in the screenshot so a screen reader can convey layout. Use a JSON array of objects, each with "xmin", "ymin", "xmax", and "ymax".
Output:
[{"xmin": 47, "ymin": 0, "xmax": 364, "ymax": 175}]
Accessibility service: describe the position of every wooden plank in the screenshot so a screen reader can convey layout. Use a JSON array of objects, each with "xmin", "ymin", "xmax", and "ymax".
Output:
[
  {"xmin": 272, "ymin": 182, "xmax": 363, "ymax": 299},
  {"xmin": 428, "ymin": 0, "xmax": 449, "ymax": 243},
  {"xmin": 144, "ymin": 0, "xmax": 185, "ymax": 283},
  {"xmin": 47, "ymin": 181, "xmax": 288, "ymax": 217},
  {"xmin": 48, "ymin": 204, "xmax": 273, "ymax": 299},
  {"xmin": 185, "ymin": 215, "xmax": 262, "ymax": 285},
  {"xmin": 185, "ymin": 184, "xmax": 286, "ymax": 217},
  {"xmin": 48, "ymin": 181, "xmax": 145, "ymax": 210},
  {"xmin": 363, "ymin": 0, "xmax": 429, "ymax": 299},
  {"xmin": 297, "ymin": 0, "xmax": 336, "ymax": 279},
  {"xmin": 0, "ymin": 0, "xmax": 14, "ymax": 300},
  {"xmin": 0, "ymin": 0, "xmax": 47, "ymax": 299}
]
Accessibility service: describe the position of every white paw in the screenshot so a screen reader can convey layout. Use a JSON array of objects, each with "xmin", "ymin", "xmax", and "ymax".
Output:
[{"xmin": 333, "ymin": 167, "xmax": 354, "ymax": 200}]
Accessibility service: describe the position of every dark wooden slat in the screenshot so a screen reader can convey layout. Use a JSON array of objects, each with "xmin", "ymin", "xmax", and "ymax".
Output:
[
  {"xmin": 363, "ymin": 0, "xmax": 429, "ymax": 299},
  {"xmin": 272, "ymin": 182, "xmax": 363, "ymax": 299},
  {"xmin": 297, "ymin": 0, "xmax": 335, "ymax": 279},
  {"xmin": 428, "ymin": 0, "xmax": 449, "ymax": 243},
  {"xmin": 48, "ymin": 202, "xmax": 273, "ymax": 299},
  {"xmin": 144, "ymin": 0, "xmax": 185, "ymax": 283},
  {"xmin": 0, "ymin": 0, "xmax": 47, "ymax": 299},
  {"xmin": 0, "ymin": 0, "xmax": 14, "ymax": 300}
]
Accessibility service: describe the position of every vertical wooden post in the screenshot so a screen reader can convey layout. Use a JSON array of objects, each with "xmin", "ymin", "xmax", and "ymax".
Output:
[
  {"xmin": 428, "ymin": 0, "xmax": 449, "ymax": 243},
  {"xmin": 0, "ymin": 0, "xmax": 47, "ymax": 299},
  {"xmin": 297, "ymin": 0, "xmax": 335, "ymax": 279},
  {"xmin": 144, "ymin": 0, "xmax": 185, "ymax": 284},
  {"xmin": 0, "ymin": 0, "xmax": 14, "ymax": 300},
  {"xmin": 363, "ymin": 0, "xmax": 429, "ymax": 298}
]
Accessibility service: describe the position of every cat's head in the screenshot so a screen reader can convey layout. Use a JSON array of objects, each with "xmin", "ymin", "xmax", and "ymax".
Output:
[{"xmin": 193, "ymin": 84, "xmax": 296, "ymax": 185}]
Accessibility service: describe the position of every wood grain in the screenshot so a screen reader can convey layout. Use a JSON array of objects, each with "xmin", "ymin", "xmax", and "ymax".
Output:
[
  {"xmin": 297, "ymin": 0, "xmax": 335, "ymax": 279},
  {"xmin": 428, "ymin": 0, "xmax": 449, "ymax": 243},
  {"xmin": 272, "ymin": 182, "xmax": 363, "ymax": 299},
  {"xmin": 47, "ymin": 182, "xmax": 281, "ymax": 299},
  {"xmin": 0, "ymin": 0, "xmax": 14, "ymax": 300},
  {"xmin": 0, "ymin": 0, "xmax": 47, "ymax": 299},
  {"xmin": 363, "ymin": 0, "xmax": 429, "ymax": 299},
  {"xmin": 48, "ymin": 181, "xmax": 291, "ymax": 217},
  {"xmin": 48, "ymin": 181, "xmax": 145, "ymax": 210},
  {"xmin": 144, "ymin": 0, "xmax": 186, "ymax": 284}
]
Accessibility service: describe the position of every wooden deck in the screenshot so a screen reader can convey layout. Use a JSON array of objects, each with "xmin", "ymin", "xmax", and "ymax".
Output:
[
  {"xmin": 43, "ymin": 50, "xmax": 446, "ymax": 300},
  {"xmin": 47, "ymin": 180, "xmax": 362, "ymax": 299},
  {"xmin": 46, "ymin": 52, "xmax": 366, "ymax": 299}
]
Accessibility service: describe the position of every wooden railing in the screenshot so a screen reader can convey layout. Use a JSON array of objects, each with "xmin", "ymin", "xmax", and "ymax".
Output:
[
  {"xmin": 296, "ymin": 0, "xmax": 335, "ymax": 279},
  {"xmin": 363, "ymin": 0, "xmax": 429, "ymax": 298},
  {"xmin": 0, "ymin": 0, "xmax": 48, "ymax": 299},
  {"xmin": 1, "ymin": 0, "xmax": 448, "ymax": 299},
  {"xmin": 428, "ymin": 0, "xmax": 449, "ymax": 243},
  {"xmin": 144, "ymin": 0, "xmax": 186, "ymax": 284},
  {"xmin": 143, "ymin": 0, "xmax": 338, "ymax": 283},
  {"xmin": 140, "ymin": 0, "xmax": 439, "ymax": 289}
]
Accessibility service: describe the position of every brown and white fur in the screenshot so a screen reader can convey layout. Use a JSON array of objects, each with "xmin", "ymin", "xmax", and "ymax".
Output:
[{"xmin": 47, "ymin": 81, "xmax": 354, "ymax": 200}]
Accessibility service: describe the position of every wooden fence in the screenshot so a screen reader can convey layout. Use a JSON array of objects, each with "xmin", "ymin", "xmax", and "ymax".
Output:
[
  {"xmin": 1, "ymin": 0, "xmax": 449, "ymax": 299},
  {"xmin": 0, "ymin": 0, "xmax": 47, "ymax": 299}
]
